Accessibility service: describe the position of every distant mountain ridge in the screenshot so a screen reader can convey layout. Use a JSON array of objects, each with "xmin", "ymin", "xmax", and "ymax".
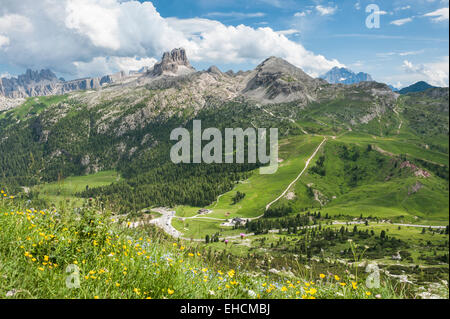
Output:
[
  {"xmin": 320, "ymin": 67, "xmax": 373, "ymax": 84},
  {"xmin": 0, "ymin": 49, "xmax": 399, "ymax": 108},
  {"xmin": 0, "ymin": 68, "xmax": 128, "ymax": 98},
  {"xmin": 388, "ymin": 85, "xmax": 400, "ymax": 92},
  {"xmin": 399, "ymin": 81, "xmax": 436, "ymax": 95}
]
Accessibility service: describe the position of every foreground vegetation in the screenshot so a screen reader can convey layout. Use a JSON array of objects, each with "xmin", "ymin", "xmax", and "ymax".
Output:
[{"xmin": 0, "ymin": 192, "xmax": 423, "ymax": 299}]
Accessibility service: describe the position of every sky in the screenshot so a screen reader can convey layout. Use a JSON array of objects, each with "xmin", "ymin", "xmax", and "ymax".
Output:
[{"xmin": 0, "ymin": 0, "xmax": 448, "ymax": 88}]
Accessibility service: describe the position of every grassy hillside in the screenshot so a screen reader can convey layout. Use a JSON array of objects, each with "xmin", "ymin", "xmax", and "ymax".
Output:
[{"xmin": 31, "ymin": 170, "xmax": 120, "ymax": 206}]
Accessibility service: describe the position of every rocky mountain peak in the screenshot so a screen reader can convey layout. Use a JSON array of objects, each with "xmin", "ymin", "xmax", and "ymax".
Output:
[
  {"xmin": 243, "ymin": 56, "xmax": 322, "ymax": 104},
  {"xmin": 162, "ymin": 48, "xmax": 190, "ymax": 65},
  {"xmin": 18, "ymin": 69, "xmax": 59, "ymax": 84},
  {"xmin": 151, "ymin": 48, "xmax": 195, "ymax": 77},
  {"xmin": 207, "ymin": 65, "xmax": 222, "ymax": 75},
  {"xmin": 320, "ymin": 67, "xmax": 373, "ymax": 85},
  {"xmin": 255, "ymin": 56, "xmax": 315, "ymax": 82}
]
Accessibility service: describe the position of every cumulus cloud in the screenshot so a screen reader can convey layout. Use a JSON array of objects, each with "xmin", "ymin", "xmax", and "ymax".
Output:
[
  {"xmin": 424, "ymin": 7, "xmax": 449, "ymax": 22},
  {"xmin": 0, "ymin": 13, "xmax": 32, "ymax": 48},
  {"xmin": 167, "ymin": 18, "xmax": 343, "ymax": 77},
  {"xmin": 402, "ymin": 56, "xmax": 449, "ymax": 87},
  {"xmin": 0, "ymin": 0, "xmax": 342, "ymax": 79},
  {"xmin": 73, "ymin": 56, "xmax": 157, "ymax": 78},
  {"xmin": 0, "ymin": 13, "xmax": 33, "ymax": 32},
  {"xmin": 0, "ymin": 0, "xmax": 182, "ymax": 77}
]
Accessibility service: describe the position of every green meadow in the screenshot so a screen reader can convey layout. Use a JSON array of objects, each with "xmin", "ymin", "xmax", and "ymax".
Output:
[{"xmin": 32, "ymin": 170, "xmax": 120, "ymax": 205}]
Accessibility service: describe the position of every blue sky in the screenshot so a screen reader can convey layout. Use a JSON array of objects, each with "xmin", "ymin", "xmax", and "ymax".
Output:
[{"xmin": 0, "ymin": 0, "xmax": 448, "ymax": 88}]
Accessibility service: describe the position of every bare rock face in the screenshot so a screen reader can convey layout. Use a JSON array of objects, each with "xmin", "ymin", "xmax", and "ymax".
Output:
[
  {"xmin": 0, "ymin": 69, "xmax": 59, "ymax": 98},
  {"xmin": 151, "ymin": 48, "xmax": 196, "ymax": 77},
  {"xmin": 0, "ymin": 68, "xmax": 128, "ymax": 98},
  {"xmin": 0, "ymin": 95, "xmax": 26, "ymax": 112}
]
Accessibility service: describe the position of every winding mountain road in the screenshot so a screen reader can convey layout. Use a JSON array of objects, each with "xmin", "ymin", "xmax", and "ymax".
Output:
[{"xmin": 142, "ymin": 135, "xmax": 446, "ymax": 241}]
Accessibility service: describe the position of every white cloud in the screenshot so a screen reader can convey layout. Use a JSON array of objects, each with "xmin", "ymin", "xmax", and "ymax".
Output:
[
  {"xmin": 377, "ymin": 50, "xmax": 425, "ymax": 58},
  {"xmin": 398, "ymin": 50, "xmax": 423, "ymax": 56},
  {"xmin": 315, "ymin": 5, "xmax": 337, "ymax": 16},
  {"xmin": 0, "ymin": 35, "xmax": 9, "ymax": 48},
  {"xmin": 73, "ymin": 56, "xmax": 157, "ymax": 77},
  {"xmin": 354, "ymin": 2, "xmax": 361, "ymax": 11},
  {"xmin": 395, "ymin": 5, "xmax": 411, "ymax": 11},
  {"xmin": 205, "ymin": 12, "xmax": 266, "ymax": 18},
  {"xmin": 424, "ymin": 7, "xmax": 449, "ymax": 22},
  {"xmin": 167, "ymin": 18, "xmax": 343, "ymax": 77},
  {"xmin": 0, "ymin": 0, "xmax": 342, "ymax": 79},
  {"xmin": 402, "ymin": 56, "xmax": 449, "ymax": 87},
  {"xmin": 294, "ymin": 9, "xmax": 312, "ymax": 17},
  {"xmin": 390, "ymin": 17, "xmax": 413, "ymax": 26},
  {"xmin": 374, "ymin": 10, "xmax": 389, "ymax": 15},
  {"xmin": 0, "ymin": 14, "xmax": 32, "ymax": 49},
  {"xmin": 0, "ymin": 14, "xmax": 33, "ymax": 32},
  {"xmin": 0, "ymin": 0, "xmax": 186, "ymax": 76},
  {"xmin": 65, "ymin": 0, "xmax": 122, "ymax": 50},
  {"xmin": 276, "ymin": 29, "xmax": 300, "ymax": 35}
]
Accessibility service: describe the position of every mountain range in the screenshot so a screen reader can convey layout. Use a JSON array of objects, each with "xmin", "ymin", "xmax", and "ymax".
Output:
[
  {"xmin": 1, "ymin": 48, "xmax": 406, "ymax": 183},
  {"xmin": 1, "ymin": 53, "xmax": 442, "ymax": 102},
  {"xmin": 320, "ymin": 67, "xmax": 373, "ymax": 85},
  {"xmin": 0, "ymin": 68, "xmax": 129, "ymax": 99}
]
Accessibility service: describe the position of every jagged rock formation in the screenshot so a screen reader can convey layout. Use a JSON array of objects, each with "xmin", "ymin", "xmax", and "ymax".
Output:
[
  {"xmin": 0, "ymin": 69, "xmax": 128, "ymax": 98},
  {"xmin": 150, "ymin": 48, "xmax": 195, "ymax": 77},
  {"xmin": 320, "ymin": 67, "xmax": 373, "ymax": 85},
  {"xmin": 0, "ymin": 69, "xmax": 59, "ymax": 98}
]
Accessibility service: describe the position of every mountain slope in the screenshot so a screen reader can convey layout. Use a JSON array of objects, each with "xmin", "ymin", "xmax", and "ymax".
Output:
[
  {"xmin": 399, "ymin": 81, "xmax": 436, "ymax": 94},
  {"xmin": 243, "ymin": 56, "xmax": 325, "ymax": 105},
  {"xmin": 0, "ymin": 49, "xmax": 448, "ymax": 222}
]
